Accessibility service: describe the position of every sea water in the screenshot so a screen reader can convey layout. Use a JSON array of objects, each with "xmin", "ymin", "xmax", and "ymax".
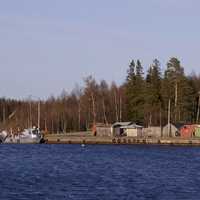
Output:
[{"xmin": 0, "ymin": 144, "xmax": 200, "ymax": 200}]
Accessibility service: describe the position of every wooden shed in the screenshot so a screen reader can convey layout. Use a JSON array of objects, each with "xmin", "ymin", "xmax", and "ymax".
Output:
[
  {"xmin": 95, "ymin": 123, "xmax": 112, "ymax": 137},
  {"xmin": 194, "ymin": 125, "xmax": 200, "ymax": 137},
  {"xmin": 162, "ymin": 123, "xmax": 183, "ymax": 137},
  {"xmin": 180, "ymin": 125, "xmax": 195, "ymax": 138},
  {"xmin": 111, "ymin": 122, "xmax": 133, "ymax": 137},
  {"xmin": 143, "ymin": 127, "xmax": 162, "ymax": 138},
  {"xmin": 121, "ymin": 124, "xmax": 143, "ymax": 137}
]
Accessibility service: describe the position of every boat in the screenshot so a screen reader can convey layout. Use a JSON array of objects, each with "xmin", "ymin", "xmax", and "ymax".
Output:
[
  {"xmin": 0, "ymin": 131, "xmax": 8, "ymax": 143},
  {"xmin": 0, "ymin": 127, "xmax": 45, "ymax": 144}
]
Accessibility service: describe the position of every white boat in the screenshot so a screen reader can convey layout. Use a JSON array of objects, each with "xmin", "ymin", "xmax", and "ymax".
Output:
[
  {"xmin": 0, "ymin": 127, "xmax": 44, "ymax": 144},
  {"xmin": 0, "ymin": 131, "xmax": 8, "ymax": 143}
]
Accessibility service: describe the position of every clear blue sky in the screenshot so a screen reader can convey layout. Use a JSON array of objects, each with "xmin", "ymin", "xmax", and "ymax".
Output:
[{"xmin": 0, "ymin": 0, "xmax": 200, "ymax": 99}]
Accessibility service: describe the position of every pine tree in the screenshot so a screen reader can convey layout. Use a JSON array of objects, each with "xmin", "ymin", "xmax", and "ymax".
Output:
[
  {"xmin": 145, "ymin": 59, "xmax": 162, "ymax": 126},
  {"xmin": 125, "ymin": 59, "xmax": 145, "ymax": 124},
  {"xmin": 163, "ymin": 57, "xmax": 194, "ymax": 123}
]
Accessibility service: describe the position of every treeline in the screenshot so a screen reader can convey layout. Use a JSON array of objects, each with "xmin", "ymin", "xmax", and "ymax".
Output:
[
  {"xmin": 0, "ymin": 57, "xmax": 200, "ymax": 132},
  {"xmin": 126, "ymin": 58, "xmax": 200, "ymax": 126}
]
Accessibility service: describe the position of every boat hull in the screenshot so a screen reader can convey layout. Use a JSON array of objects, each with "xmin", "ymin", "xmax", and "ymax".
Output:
[{"xmin": 4, "ymin": 136, "xmax": 42, "ymax": 144}]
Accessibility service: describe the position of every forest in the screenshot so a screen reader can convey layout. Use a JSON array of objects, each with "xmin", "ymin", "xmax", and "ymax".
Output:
[{"xmin": 1, "ymin": 57, "xmax": 200, "ymax": 133}]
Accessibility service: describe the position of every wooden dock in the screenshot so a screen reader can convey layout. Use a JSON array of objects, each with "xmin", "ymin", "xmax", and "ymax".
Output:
[{"xmin": 44, "ymin": 133, "xmax": 200, "ymax": 146}]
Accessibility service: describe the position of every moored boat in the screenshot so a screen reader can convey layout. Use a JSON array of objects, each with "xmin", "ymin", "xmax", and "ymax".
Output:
[
  {"xmin": 0, "ymin": 131, "xmax": 8, "ymax": 143},
  {"xmin": 0, "ymin": 127, "xmax": 44, "ymax": 144}
]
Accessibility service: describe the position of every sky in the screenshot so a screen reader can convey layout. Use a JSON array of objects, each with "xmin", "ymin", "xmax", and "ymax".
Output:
[{"xmin": 0, "ymin": 0, "xmax": 200, "ymax": 99}]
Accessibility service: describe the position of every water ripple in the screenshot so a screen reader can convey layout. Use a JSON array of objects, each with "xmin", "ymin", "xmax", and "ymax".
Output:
[{"xmin": 0, "ymin": 144, "xmax": 200, "ymax": 200}]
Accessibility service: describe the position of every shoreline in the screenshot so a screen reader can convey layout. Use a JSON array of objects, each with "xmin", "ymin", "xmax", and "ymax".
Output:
[{"xmin": 44, "ymin": 134, "xmax": 200, "ymax": 146}]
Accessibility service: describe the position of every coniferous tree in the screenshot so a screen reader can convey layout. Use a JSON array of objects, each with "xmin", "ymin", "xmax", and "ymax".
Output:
[
  {"xmin": 163, "ymin": 57, "xmax": 194, "ymax": 123},
  {"xmin": 125, "ymin": 59, "xmax": 145, "ymax": 124},
  {"xmin": 1, "ymin": 57, "xmax": 200, "ymax": 132},
  {"xmin": 126, "ymin": 60, "xmax": 136, "ymax": 121},
  {"xmin": 145, "ymin": 59, "xmax": 162, "ymax": 126}
]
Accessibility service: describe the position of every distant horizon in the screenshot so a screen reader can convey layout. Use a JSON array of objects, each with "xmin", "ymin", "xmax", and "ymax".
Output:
[{"xmin": 1, "ymin": 0, "xmax": 200, "ymax": 99}]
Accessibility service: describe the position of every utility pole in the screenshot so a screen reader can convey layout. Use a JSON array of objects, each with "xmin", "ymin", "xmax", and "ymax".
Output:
[
  {"xmin": 2, "ymin": 103, "xmax": 5, "ymax": 124},
  {"xmin": 174, "ymin": 81, "xmax": 178, "ymax": 122},
  {"xmin": 160, "ymin": 102, "xmax": 162, "ymax": 137},
  {"xmin": 149, "ymin": 112, "xmax": 152, "ymax": 127},
  {"xmin": 28, "ymin": 95, "xmax": 33, "ymax": 128},
  {"xmin": 78, "ymin": 100, "xmax": 81, "ymax": 131},
  {"xmin": 29, "ymin": 100, "xmax": 32, "ymax": 128},
  {"xmin": 38, "ymin": 100, "xmax": 40, "ymax": 130},
  {"xmin": 51, "ymin": 119, "xmax": 54, "ymax": 133},
  {"xmin": 196, "ymin": 91, "xmax": 200, "ymax": 123},
  {"xmin": 114, "ymin": 90, "xmax": 119, "ymax": 122},
  {"xmin": 119, "ymin": 95, "xmax": 122, "ymax": 122},
  {"xmin": 168, "ymin": 99, "xmax": 171, "ymax": 137},
  {"xmin": 102, "ymin": 98, "xmax": 108, "ymax": 125},
  {"xmin": 44, "ymin": 118, "xmax": 47, "ymax": 132},
  {"xmin": 91, "ymin": 93, "xmax": 96, "ymax": 125}
]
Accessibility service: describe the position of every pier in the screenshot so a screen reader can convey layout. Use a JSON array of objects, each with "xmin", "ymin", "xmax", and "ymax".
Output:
[{"xmin": 44, "ymin": 132, "xmax": 200, "ymax": 146}]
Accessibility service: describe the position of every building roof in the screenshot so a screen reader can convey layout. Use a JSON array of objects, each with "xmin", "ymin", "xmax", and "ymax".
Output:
[
  {"xmin": 164, "ymin": 123, "xmax": 185, "ymax": 130},
  {"xmin": 121, "ymin": 124, "xmax": 143, "ymax": 129},
  {"xmin": 172, "ymin": 123, "xmax": 185, "ymax": 130},
  {"xmin": 112, "ymin": 122, "xmax": 133, "ymax": 127},
  {"xmin": 95, "ymin": 123, "xmax": 112, "ymax": 127}
]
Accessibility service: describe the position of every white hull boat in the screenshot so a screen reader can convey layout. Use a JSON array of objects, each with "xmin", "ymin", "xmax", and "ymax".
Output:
[{"xmin": 0, "ymin": 128, "xmax": 44, "ymax": 144}]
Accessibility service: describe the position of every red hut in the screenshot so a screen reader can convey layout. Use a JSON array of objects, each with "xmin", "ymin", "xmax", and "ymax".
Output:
[{"xmin": 180, "ymin": 125, "xmax": 195, "ymax": 138}]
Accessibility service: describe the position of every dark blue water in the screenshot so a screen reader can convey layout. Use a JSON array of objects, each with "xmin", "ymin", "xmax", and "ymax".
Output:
[{"xmin": 1, "ymin": 145, "xmax": 200, "ymax": 200}]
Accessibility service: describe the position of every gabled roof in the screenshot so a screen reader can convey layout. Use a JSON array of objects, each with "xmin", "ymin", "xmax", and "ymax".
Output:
[
  {"xmin": 121, "ymin": 124, "xmax": 143, "ymax": 129},
  {"xmin": 112, "ymin": 122, "xmax": 132, "ymax": 127},
  {"xmin": 95, "ymin": 123, "xmax": 112, "ymax": 127},
  {"xmin": 164, "ymin": 123, "xmax": 185, "ymax": 130},
  {"xmin": 172, "ymin": 123, "xmax": 185, "ymax": 130}
]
